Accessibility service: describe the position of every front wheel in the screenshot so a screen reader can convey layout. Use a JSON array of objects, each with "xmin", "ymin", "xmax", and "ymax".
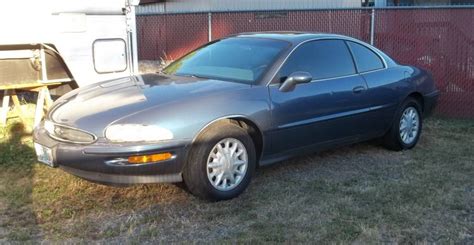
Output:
[
  {"xmin": 383, "ymin": 98, "xmax": 423, "ymax": 151},
  {"xmin": 183, "ymin": 121, "xmax": 256, "ymax": 201}
]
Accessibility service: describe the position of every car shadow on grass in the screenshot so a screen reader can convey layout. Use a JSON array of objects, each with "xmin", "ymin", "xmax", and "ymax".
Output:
[{"xmin": 0, "ymin": 122, "xmax": 40, "ymax": 242}]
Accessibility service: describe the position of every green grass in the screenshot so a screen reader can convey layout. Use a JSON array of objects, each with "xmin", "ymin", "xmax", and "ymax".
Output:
[{"xmin": 0, "ymin": 105, "xmax": 473, "ymax": 243}]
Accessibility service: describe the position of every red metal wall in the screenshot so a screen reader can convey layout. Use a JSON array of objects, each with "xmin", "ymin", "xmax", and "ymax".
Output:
[{"xmin": 137, "ymin": 9, "xmax": 474, "ymax": 118}]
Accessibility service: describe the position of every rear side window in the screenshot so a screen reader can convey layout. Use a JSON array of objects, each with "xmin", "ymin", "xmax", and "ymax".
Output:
[
  {"xmin": 347, "ymin": 41, "xmax": 384, "ymax": 73},
  {"xmin": 280, "ymin": 40, "xmax": 356, "ymax": 80}
]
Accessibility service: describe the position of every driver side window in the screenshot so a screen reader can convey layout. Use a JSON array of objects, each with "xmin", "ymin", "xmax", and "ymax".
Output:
[{"xmin": 280, "ymin": 40, "xmax": 356, "ymax": 82}]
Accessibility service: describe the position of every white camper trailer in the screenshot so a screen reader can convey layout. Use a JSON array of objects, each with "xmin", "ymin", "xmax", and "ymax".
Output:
[{"xmin": 0, "ymin": 0, "xmax": 140, "ymax": 93}]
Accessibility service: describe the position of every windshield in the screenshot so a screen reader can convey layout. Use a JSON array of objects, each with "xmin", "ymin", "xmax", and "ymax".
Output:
[{"xmin": 162, "ymin": 37, "xmax": 290, "ymax": 84}]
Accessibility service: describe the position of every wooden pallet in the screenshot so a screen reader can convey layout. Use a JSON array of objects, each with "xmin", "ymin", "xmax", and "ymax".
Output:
[{"xmin": 0, "ymin": 82, "xmax": 60, "ymax": 127}]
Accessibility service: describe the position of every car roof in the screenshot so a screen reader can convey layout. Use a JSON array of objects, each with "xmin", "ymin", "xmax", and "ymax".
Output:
[{"xmin": 228, "ymin": 31, "xmax": 352, "ymax": 45}]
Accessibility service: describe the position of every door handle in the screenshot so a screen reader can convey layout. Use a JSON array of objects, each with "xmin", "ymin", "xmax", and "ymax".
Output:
[{"xmin": 352, "ymin": 86, "xmax": 366, "ymax": 94}]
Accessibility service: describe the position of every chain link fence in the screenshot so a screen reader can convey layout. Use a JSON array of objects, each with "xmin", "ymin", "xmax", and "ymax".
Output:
[
  {"xmin": 137, "ymin": 8, "xmax": 474, "ymax": 118},
  {"xmin": 373, "ymin": 8, "xmax": 474, "ymax": 118},
  {"xmin": 137, "ymin": 13, "xmax": 209, "ymax": 60}
]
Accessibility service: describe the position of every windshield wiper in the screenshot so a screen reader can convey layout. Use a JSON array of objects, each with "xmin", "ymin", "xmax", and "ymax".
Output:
[{"xmin": 177, "ymin": 73, "xmax": 207, "ymax": 79}]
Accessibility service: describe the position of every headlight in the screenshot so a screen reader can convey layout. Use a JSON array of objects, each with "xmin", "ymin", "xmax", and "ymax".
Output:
[
  {"xmin": 44, "ymin": 120, "xmax": 96, "ymax": 144},
  {"xmin": 105, "ymin": 124, "xmax": 174, "ymax": 143}
]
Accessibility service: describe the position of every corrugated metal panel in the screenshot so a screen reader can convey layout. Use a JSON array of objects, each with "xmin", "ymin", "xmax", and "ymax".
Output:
[
  {"xmin": 211, "ymin": 0, "xmax": 361, "ymax": 11},
  {"xmin": 137, "ymin": 0, "xmax": 362, "ymax": 14},
  {"xmin": 138, "ymin": 2, "xmax": 166, "ymax": 14}
]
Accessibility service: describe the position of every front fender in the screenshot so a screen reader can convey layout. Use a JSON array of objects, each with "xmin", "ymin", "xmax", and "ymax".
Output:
[{"xmin": 110, "ymin": 86, "xmax": 272, "ymax": 142}]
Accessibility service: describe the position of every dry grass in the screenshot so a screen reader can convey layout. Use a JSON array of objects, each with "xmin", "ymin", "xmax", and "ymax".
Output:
[
  {"xmin": 138, "ymin": 60, "xmax": 171, "ymax": 74},
  {"xmin": 0, "ymin": 105, "xmax": 473, "ymax": 243}
]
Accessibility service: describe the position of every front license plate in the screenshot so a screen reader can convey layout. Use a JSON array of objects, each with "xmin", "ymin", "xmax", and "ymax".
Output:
[{"xmin": 34, "ymin": 143, "xmax": 55, "ymax": 167}]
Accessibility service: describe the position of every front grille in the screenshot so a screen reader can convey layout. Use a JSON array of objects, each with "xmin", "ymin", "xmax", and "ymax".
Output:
[{"xmin": 44, "ymin": 120, "xmax": 96, "ymax": 144}]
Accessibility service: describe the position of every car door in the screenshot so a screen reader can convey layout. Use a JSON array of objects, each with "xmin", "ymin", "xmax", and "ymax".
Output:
[{"xmin": 268, "ymin": 39, "xmax": 372, "ymax": 155}]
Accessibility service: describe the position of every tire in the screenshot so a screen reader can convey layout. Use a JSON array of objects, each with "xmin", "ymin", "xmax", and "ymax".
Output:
[
  {"xmin": 183, "ymin": 121, "xmax": 256, "ymax": 201},
  {"xmin": 383, "ymin": 97, "xmax": 423, "ymax": 151}
]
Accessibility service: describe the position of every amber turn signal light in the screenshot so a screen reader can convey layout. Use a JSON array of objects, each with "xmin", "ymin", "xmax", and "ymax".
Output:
[{"xmin": 128, "ymin": 152, "xmax": 172, "ymax": 164}]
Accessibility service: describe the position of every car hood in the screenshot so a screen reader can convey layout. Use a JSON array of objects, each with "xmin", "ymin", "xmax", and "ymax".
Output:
[{"xmin": 49, "ymin": 73, "xmax": 252, "ymax": 135}]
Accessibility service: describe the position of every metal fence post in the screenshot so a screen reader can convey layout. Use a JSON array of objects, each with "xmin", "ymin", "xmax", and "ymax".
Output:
[
  {"xmin": 208, "ymin": 12, "xmax": 212, "ymax": 41},
  {"xmin": 370, "ymin": 8, "xmax": 375, "ymax": 46}
]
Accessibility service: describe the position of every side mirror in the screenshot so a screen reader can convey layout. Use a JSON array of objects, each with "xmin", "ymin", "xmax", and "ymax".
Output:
[{"xmin": 279, "ymin": 71, "xmax": 312, "ymax": 92}]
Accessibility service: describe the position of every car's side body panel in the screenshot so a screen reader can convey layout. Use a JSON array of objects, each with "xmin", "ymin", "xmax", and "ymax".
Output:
[
  {"xmin": 361, "ymin": 66, "xmax": 413, "ymax": 135},
  {"xmin": 362, "ymin": 65, "xmax": 438, "ymax": 133},
  {"xmin": 267, "ymin": 74, "xmax": 371, "ymax": 155},
  {"xmin": 255, "ymin": 34, "xmax": 437, "ymax": 165}
]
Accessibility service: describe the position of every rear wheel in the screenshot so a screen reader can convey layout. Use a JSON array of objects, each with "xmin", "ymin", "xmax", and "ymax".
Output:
[
  {"xmin": 383, "ymin": 98, "xmax": 423, "ymax": 151},
  {"xmin": 183, "ymin": 121, "xmax": 256, "ymax": 201}
]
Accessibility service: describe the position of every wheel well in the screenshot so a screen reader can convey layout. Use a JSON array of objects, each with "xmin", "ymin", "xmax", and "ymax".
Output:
[
  {"xmin": 223, "ymin": 118, "xmax": 264, "ymax": 162},
  {"xmin": 194, "ymin": 118, "xmax": 264, "ymax": 164},
  {"xmin": 407, "ymin": 92, "xmax": 424, "ymax": 112}
]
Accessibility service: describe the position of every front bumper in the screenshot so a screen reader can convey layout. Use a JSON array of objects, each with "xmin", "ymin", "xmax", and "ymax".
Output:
[{"xmin": 33, "ymin": 124, "xmax": 190, "ymax": 185}]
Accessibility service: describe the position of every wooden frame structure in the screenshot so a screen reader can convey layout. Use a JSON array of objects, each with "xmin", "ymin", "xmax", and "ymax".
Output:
[{"xmin": 0, "ymin": 82, "xmax": 59, "ymax": 127}]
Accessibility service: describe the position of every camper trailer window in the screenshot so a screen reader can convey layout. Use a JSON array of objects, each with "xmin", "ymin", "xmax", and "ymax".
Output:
[{"xmin": 93, "ymin": 39, "xmax": 127, "ymax": 73}]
